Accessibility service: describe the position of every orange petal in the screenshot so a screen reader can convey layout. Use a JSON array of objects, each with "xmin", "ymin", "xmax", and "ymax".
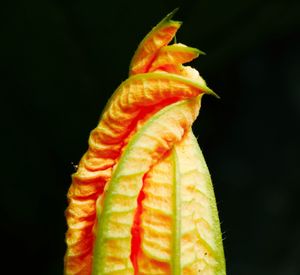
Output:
[
  {"xmin": 92, "ymin": 98, "xmax": 201, "ymax": 274},
  {"xmin": 148, "ymin": 43, "xmax": 202, "ymax": 73},
  {"xmin": 129, "ymin": 9, "xmax": 181, "ymax": 75}
]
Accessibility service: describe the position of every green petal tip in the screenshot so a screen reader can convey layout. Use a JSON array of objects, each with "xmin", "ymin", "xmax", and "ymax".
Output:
[
  {"xmin": 159, "ymin": 8, "xmax": 182, "ymax": 26},
  {"xmin": 205, "ymin": 87, "xmax": 220, "ymax": 99},
  {"xmin": 198, "ymin": 49, "xmax": 206, "ymax": 55},
  {"xmin": 165, "ymin": 8, "xmax": 180, "ymax": 21}
]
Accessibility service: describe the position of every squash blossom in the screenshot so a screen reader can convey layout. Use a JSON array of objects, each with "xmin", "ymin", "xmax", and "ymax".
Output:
[{"xmin": 64, "ymin": 9, "xmax": 226, "ymax": 275}]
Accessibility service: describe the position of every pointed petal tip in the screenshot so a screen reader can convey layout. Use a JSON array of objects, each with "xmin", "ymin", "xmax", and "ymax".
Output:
[
  {"xmin": 197, "ymin": 49, "xmax": 207, "ymax": 56},
  {"xmin": 206, "ymin": 87, "xmax": 220, "ymax": 99},
  {"xmin": 166, "ymin": 8, "xmax": 180, "ymax": 20},
  {"xmin": 190, "ymin": 48, "xmax": 206, "ymax": 58},
  {"xmin": 161, "ymin": 8, "xmax": 182, "ymax": 26}
]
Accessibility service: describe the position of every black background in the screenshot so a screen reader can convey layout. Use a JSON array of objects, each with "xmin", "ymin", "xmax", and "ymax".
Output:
[{"xmin": 1, "ymin": 0, "xmax": 300, "ymax": 274}]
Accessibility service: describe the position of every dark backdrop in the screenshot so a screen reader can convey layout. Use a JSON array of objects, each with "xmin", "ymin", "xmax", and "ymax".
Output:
[{"xmin": 1, "ymin": 0, "xmax": 299, "ymax": 274}]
